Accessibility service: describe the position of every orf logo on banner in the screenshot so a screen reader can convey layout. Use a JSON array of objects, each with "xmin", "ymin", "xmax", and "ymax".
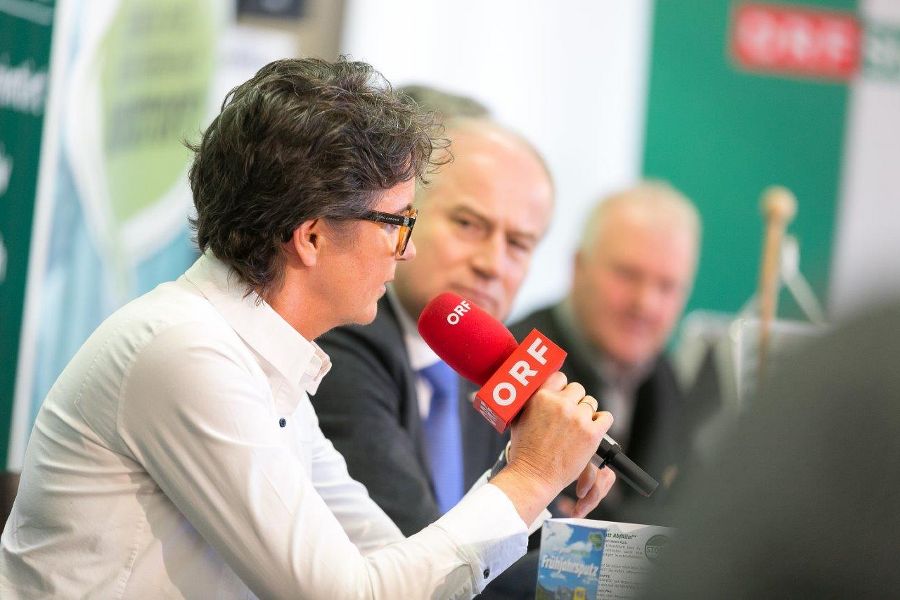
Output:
[
  {"xmin": 730, "ymin": 2, "xmax": 862, "ymax": 81},
  {"xmin": 474, "ymin": 329, "xmax": 566, "ymax": 433}
]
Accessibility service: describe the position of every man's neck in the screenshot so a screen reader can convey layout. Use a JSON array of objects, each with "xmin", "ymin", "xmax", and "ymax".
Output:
[
  {"xmin": 557, "ymin": 296, "xmax": 654, "ymax": 383},
  {"xmin": 386, "ymin": 287, "xmax": 441, "ymax": 370}
]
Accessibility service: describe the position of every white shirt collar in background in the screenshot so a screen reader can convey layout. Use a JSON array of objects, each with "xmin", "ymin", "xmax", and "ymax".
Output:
[
  {"xmin": 387, "ymin": 285, "xmax": 440, "ymax": 371},
  {"xmin": 386, "ymin": 287, "xmax": 446, "ymax": 418}
]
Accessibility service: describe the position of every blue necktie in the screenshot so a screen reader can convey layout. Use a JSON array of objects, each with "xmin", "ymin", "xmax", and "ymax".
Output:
[{"xmin": 419, "ymin": 361, "xmax": 464, "ymax": 514}]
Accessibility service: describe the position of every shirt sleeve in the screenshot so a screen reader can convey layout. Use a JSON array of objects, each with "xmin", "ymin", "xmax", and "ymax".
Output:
[
  {"xmin": 117, "ymin": 322, "xmax": 529, "ymax": 599},
  {"xmin": 470, "ymin": 468, "xmax": 551, "ymax": 536}
]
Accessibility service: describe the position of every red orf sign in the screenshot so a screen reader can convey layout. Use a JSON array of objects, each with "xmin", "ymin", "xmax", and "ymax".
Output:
[
  {"xmin": 474, "ymin": 329, "xmax": 566, "ymax": 433},
  {"xmin": 731, "ymin": 2, "xmax": 862, "ymax": 81}
]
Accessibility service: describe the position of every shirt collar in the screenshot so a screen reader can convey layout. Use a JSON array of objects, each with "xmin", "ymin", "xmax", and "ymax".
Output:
[
  {"xmin": 182, "ymin": 252, "xmax": 332, "ymax": 395},
  {"xmin": 386, "ymin": 287, "xmax": 440, "ymax": 372}
]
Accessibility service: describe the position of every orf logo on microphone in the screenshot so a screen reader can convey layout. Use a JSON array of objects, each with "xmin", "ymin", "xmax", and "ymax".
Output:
[
  {"xmin": 474, "ymin": 329, "xmax": 566, "ymax": 433},
  {"xmin": 445, "ymin": 299, "xmax": 472, "ymax": 325}
]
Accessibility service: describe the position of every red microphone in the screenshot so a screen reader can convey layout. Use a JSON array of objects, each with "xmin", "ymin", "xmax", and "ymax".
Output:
[
  {"xmin": 418, "ymin": 292, "xmax": 566, "ymax": 433},
  {"xmin": 418, "ymin": 292, "xmax": 659, "ymax": 497}
]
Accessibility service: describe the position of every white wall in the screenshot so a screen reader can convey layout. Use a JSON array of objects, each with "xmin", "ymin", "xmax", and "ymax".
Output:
[
  {"xmin": 829, "ymin": 0, "xmax": 900, "ymax": 318},
  {"xmin": 341, "ymin": 0, "xmax": 653, "ymax": 320}
]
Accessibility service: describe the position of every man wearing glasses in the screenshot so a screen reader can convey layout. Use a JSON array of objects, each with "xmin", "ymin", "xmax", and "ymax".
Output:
[{"xmin": 0, "ymin": 59, "xmax": 614, "ymax": 599}]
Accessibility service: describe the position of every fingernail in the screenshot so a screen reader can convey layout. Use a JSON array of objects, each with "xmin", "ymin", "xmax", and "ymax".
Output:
[{"xmin": 576, "ymin": 481, "xmax": 588, "ymax": 498}]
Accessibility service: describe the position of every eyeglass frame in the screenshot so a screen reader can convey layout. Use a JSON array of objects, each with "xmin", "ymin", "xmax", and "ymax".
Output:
[
  {"xmin": 359, "ymin": 208, "xmax": 417, "ymax": 257},
  {"xmin": 281, "ymin": 208, "xmax": 417, "ymax": 257}
]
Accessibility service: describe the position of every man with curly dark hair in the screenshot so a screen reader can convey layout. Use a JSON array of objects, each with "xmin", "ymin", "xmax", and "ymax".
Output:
[{"xmin": 0, "ymin": 58, "xmax": 615, "ymax": 599}]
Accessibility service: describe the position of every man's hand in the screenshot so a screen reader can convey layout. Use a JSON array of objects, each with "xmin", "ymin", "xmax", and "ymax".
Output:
[{"xmin": 490, "ymin": 372, "xmax": 614, "ymax": 524}]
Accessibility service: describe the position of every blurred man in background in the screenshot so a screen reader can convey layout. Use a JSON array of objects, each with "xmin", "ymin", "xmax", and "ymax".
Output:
[{"xmin": 511, "ymin": 181, "xmax": 701, "ymax": 524}]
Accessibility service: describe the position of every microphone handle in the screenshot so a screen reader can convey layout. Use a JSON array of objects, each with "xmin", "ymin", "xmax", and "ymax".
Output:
[{"xmin": 589, "ymin": 435, "xmax": 659, "ymax": 498}]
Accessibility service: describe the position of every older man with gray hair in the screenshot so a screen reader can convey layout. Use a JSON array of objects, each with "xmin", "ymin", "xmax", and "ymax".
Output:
[{"xmin": 511, "ymin": 180, "xmax": 701, "ymax": 524}]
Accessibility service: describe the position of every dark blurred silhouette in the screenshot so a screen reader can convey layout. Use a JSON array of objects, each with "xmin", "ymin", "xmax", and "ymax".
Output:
[{"xmin": 642, "ymin": 303, "xmax": 900, "ymax": 599}]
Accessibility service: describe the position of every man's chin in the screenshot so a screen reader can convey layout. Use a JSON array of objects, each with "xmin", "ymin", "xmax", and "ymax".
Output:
[
  {"xmin": 453, "ymin": 287, "xmax": 503, "ymax": 318},
  {"xmin": 608, "ymin": 344, "xmax": 655, "ymax": 371},
  {"xmin": 354, "ymin": 304, "xmax": 379, "ymax": 326}
]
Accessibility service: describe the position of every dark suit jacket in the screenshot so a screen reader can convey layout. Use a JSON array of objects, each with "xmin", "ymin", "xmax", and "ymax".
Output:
[
  {"xmin": 510, "ymin": 303, "xmax": 685, "ymax": 525},
  {"xmin": 311, "ymin": 296, "xmax": 506, "ymax": 536}
]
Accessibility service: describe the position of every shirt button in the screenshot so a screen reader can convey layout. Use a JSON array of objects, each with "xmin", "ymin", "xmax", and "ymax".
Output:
[
  {"xmin": 482, "ymin": 568, "xmax": 490, "ymax": 579},
  {"xmin": 279, "ymin": 418, "xmax": 287, "ymax": 428}
]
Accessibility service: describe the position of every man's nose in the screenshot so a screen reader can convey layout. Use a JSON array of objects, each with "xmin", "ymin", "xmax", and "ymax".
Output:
[
  {"xmin": 471, "ymin": 235, "xmax": 503, "ymax": 279},
  {"xmin": 632, "ymin": 280, "xmax": 660, "ymax": 313}
]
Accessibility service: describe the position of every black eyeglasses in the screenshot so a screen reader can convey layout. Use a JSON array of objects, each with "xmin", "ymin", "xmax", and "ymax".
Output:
[{"xmin": 358, "ymin": 208, "xmax": 417, "ymax": 257}]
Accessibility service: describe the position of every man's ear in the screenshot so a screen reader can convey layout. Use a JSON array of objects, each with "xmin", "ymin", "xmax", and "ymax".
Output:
[{"xmin": 289, "ymin": 219, "xmax": 322, "ymax": 267}]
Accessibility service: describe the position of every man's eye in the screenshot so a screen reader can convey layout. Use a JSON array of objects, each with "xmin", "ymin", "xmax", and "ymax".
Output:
[
  {"xmin": 658, "ymin": 280, "xmax": 679, "ymax": 295},
  {"xmin": 508, "ymin": 238, "xmax": 532, "ymax": 253},
  {"xmin": 614, "ymin": 266, "xmax": 639, "ymax": 281},
  {"xmin": 453, "ymin": 216, "xmax": 475, "ymax": 229}
]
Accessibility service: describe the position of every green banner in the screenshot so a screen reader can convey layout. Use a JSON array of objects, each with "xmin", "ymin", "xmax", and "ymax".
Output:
[
  {"xmin": 643, "ymin": 0, "xmax": 857, "ymax": 319},
  {"xmin": 0, "ymin": 1, "xmax": 55, "ymax": 467}
]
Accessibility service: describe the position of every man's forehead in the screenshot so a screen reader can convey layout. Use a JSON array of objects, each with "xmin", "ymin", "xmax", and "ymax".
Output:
[
  {"xmin": 602, "ymin": 217, "xmax": 694, "ymax": 250},
  {"xmin": 428, "ymin": 144, "xmax": 551, "ymax": 201},
  {"xmin": 446, "ymin": 122, "xmax": 542, "ymax": 169},
  {"xmin": 598, "ymin": 217, "xmax": 697, "ymax": 276},
  {"xmin": 600, "ymin": 204, "xmax": 694, "ymax": 244},
  {"xmin": 444, "ymin": 197, "xmax": 549, "ymax": 238}
]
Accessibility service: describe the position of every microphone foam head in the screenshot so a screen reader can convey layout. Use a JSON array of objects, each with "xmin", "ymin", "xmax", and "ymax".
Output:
[{"xmin": 417, "ymin": 292, "xmax": 519, "ymax": 385}]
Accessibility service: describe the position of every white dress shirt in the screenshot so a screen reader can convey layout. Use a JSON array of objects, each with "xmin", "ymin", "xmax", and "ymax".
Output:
[{"xmin": 0, "ymin": 253, "xmax": 530, "ymax": 599}]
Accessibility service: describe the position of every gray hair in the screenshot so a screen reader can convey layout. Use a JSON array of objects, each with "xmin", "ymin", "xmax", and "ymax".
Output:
[
  {"xmin": 578, "ymin": 180, "xmax": 701, "ymax": 258},
  {"xmin": 398, "ymin": 84, "xmax": 492, "ymax": 123}
]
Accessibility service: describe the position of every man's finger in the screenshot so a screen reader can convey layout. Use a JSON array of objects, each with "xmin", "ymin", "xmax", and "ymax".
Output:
[
  {"xmin": 573, "ymin": 469, "xmax": 617, "ymax": 518},
  {"xmin": 575, "ymin": 463, "xmax": 597, "ymax": 499}
]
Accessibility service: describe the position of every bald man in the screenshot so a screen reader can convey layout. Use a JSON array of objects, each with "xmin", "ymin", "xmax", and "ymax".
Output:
[
  {"xmin": 511, "ymin": 181, "xmax": 701, "ymax": 524},
  {"xmin": 310, "ymin": 112, "xmax": 557, "ymax": 535}
]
